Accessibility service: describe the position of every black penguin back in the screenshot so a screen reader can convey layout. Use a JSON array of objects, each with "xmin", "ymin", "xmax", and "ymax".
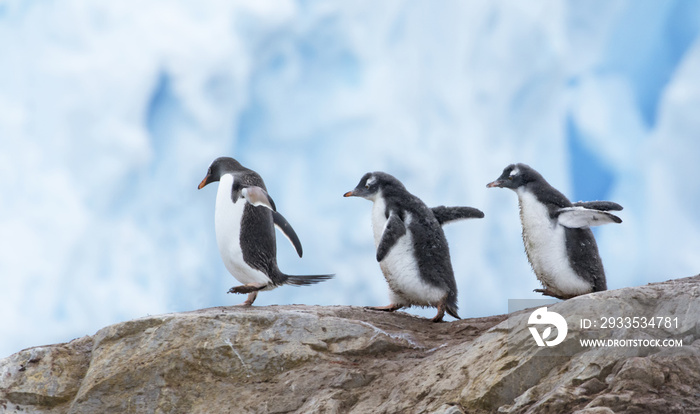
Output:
[
  {"xmin": 239, "ymin": 202, "xmax": 287, "ymax": 284},
  {"xmin": 235, "ymin": 171, "xmax": 287, "ymax": 285},
  {"xmin": 530, "ymin": 174, "xmax": 608, "ymax": 293},
  {"xmin": 385, "ymin": 187, "xmax": 459, "ymax": 312},
  {"xmin": 565, "ymin": 228, "xmax": 607, "ymax": 292}
]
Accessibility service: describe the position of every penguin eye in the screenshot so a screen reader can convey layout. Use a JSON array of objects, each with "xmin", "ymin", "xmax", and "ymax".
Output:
[{"xmin": 365, "ymin": 183, "xmax": 370, "ymax": 189}]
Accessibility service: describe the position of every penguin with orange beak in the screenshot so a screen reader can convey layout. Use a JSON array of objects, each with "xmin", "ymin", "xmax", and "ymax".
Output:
[{"xmin": 199, "ymin": 157, "xmax": 333, "ymax": 306}]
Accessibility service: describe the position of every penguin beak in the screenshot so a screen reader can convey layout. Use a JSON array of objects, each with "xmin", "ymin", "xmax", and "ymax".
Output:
[
  {"xmin": 198, "ymin": 175, "xmax": 211, "ymax": 189},
  {"xmin": 343, "ymin": 190, "xmax": 355, "ymax": 197},
  {"xmin": 486, "ymin": 180, "xmax": 503, "ymax": 188}
]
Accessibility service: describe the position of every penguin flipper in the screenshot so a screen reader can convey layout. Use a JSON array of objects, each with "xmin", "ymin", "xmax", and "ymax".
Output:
[
  {"xmin": 273, "ymin": 211, "xmax": 304, "ymax": 258},
  {"xmin": 431, "ymin": 206, "xmax": 484, "ymax": 225},
  {"xmin": 240, "ymin": 186, "xmax": 277, "ymax": 211},
  {"xmin": 572, "ymin": 201, "xmax": 623, "ymax": 211},
  {"xmin": 239, "ymin": 186, "xmax": 302, "ymax": 257},
  {"xmin": 376, "ymin": 212, "xmax": 406, "ymax": 262},
  {"xmin": 556, "ymin": 207, "xmax": 622, "ymax": 228}
]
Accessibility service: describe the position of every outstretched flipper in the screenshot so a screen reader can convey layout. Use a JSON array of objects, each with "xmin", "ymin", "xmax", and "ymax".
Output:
[
  {"xmin": 572, "ymin": 201, "xmax": 623, "ymax": 211},
  {"xmin": 431, "ymin": 206, "xmax": 485, "ymax": 225},
  {"xmin": 376, "ymin": 211, "xmax": 407, "ymax": 262},
  {"xmin": 273, "ymin": 211, "xmax": 304, "ymax": 258},
  {"xmin": 556, "ymin": 207, "xmax": 622, "ymax": 228}
]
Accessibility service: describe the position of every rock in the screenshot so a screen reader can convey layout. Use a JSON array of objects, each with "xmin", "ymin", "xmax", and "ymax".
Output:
[
  {"xmin": 0, "ymin": 336, "xmax": 92, "ymax": 411},
  {"xmin": 1, "ymin": 275, "xmax": 699, "ymax": 413},
  {"xmin": 573, "ymin": 408, "xmax": 616, "ymax": 414}
]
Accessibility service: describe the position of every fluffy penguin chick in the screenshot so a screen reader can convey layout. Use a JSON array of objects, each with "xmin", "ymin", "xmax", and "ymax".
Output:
[
  {"xmin": 345, "ymin": 172, "xmax": 484, "ymax": 322},
  {"xmin": 487, "ymin": 163, "xmax": 622, "ymax": 299},
  {"xmin": 198, "ymin": 157, "xmax": 333, "ymax": 306}
]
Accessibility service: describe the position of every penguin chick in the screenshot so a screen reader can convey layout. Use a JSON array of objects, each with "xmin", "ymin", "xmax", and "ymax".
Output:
[
  {"xmin": 487, "ymin": 163, "xmax": 622, "ymax": 299},
  {"xmin": 198, "ymin": 157, "xmax": 333, "ymax": 306},
  {"xmin": 345, "ymin": 172, "xmax": 483, "ymax": 322}
]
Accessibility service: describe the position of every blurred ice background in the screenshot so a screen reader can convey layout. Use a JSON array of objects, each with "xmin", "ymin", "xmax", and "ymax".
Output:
[{"xmin": 2, "ymin": 0, "xmax": 700, "ymax": 358}]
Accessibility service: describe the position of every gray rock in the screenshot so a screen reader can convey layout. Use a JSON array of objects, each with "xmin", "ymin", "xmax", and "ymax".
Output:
[{"xmin": 1, "ymin": 275, "xmax": 699, "ymax": 413}]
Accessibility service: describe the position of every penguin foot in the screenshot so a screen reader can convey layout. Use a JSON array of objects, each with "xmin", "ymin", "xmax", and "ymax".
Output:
[
  {"xmin": 235, "ymin": 292, "xmax": 259, "ymax": 307},
  {"xmin": 365, "ymin": 304, "xmax": 403, "ymax": 313},
  {"xmin": 228, "ymin": 283, "xmax": 267, "ymax": 294},
  {"xmin": 533, "ymin": 288, "xmax": 571, "ymax": 300},
  {"xmin": 431, "ymin": 303, "xmax": 446, "ymax": 323}
]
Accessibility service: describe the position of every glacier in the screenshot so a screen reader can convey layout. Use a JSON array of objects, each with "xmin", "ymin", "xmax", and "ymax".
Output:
[{"xmin": 1, "ymin": 0, "xmax": 700, "ymax": 358}]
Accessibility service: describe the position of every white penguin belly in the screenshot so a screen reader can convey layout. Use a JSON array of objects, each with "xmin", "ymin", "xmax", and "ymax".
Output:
[
  {"xmin": 517, "ymin": 191, "xmax": 591, "ymax": 296},
  {"xmin": 215, "ymin": 174, "xmax": 270, "ymax": 286},
  {"xmin": 371, "ymin": 199, "xmax": 446, "ymax": 306}
]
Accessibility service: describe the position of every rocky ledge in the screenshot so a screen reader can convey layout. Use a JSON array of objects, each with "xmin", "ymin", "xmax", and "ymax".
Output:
[{"xmin": 1, "ymin": 275, "xmax": 699, "ymax": 414}]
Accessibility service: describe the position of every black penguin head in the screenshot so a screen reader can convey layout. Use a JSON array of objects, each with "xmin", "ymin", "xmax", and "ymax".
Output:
[
  {"xmin": 198, "ymin": 157, "xmax": 246, "ymax": 189},
  {"xmin": 486, "ymin": 163, "xmax": 542, "ymax": 191},
  {"xmin": 344, "ymin": 171, "xmax": 404, "ymax": 201}
]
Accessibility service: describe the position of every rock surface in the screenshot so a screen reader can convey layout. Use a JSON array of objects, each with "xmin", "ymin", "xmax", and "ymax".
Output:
[{"xmin": 1, "ymin": 275, "xmax": 699, "ymax": 413}]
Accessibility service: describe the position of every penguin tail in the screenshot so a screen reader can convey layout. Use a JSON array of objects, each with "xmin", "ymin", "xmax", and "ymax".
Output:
[
  {"xmin": 446, "ymin": 305, "xmax": 460, "ymax": 320},
  {"xmin": 283, "ymin": 274, "xmax": 335, "ymax": 287},
  {"xmin": 444, "ymin": 292, "xmax": 460, "ymax": 320}
]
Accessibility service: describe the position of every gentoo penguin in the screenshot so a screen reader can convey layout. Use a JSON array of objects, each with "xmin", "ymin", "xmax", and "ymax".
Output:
[
  {"xmin": 198, "ymin": 157, "xmax": 333, "ymax": 306},
  {"xmin": 344, "ymin": 172, "xmax": 484, "ymax": 322},
  {"xmin": 487, "ymin": 163, "xmax": 622, "ymax": 299}
]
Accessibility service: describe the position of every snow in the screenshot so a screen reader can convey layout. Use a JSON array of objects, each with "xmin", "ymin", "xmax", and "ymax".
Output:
[{"xmin": 1, "ymin": 0, "xmax": 699, "ymax": 358}]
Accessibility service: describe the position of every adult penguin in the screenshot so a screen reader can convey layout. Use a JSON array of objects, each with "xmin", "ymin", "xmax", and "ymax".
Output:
[{"xmin": 199, "ymin": 157, "xmax": 333, "ymax": 306}]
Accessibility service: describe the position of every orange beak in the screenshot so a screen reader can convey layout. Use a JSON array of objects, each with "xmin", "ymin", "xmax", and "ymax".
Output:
[
  {"xmin": 343, "ymin": 191, "xmax": 354, "ymax": 197},
  {"xmin": 198, "ymin": 175, "xmax": 210, "ymax": 190}
]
